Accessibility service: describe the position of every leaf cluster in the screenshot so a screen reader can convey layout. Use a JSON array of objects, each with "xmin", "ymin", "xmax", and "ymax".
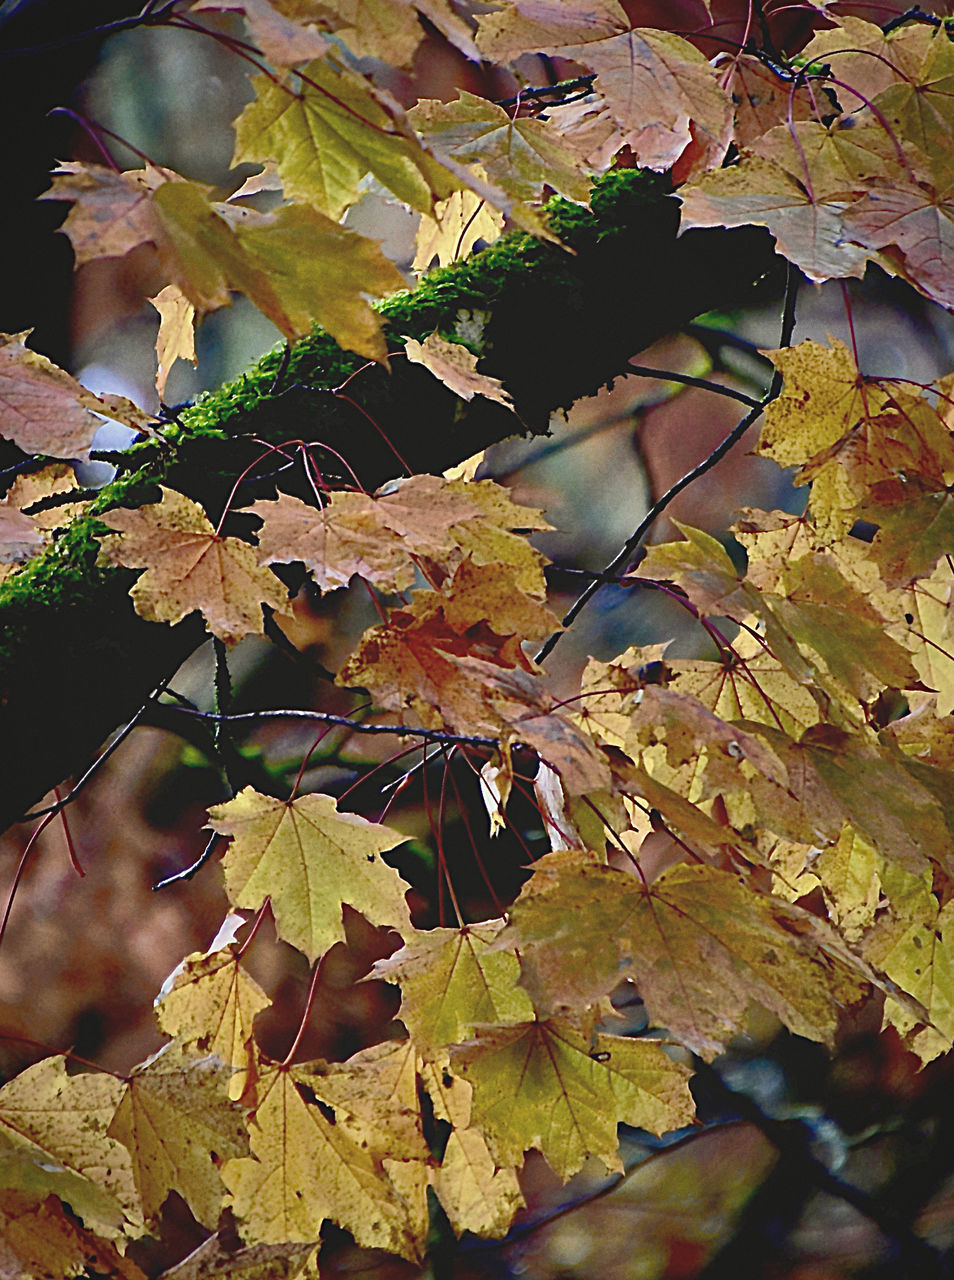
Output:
[{"xmin": 4, "ymin": 1, "xmax": 954, "ymax": 1275}]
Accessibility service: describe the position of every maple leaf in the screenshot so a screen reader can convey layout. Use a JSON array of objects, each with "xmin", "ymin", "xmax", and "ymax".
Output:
[
  {"xmin": 107, "ymin": 1043, "xmax": 248, "ymax": 1227},
  {"xmin": 298, "ymin": 1039, "xmax": 428, "ymax": 1161},
  {"xmin": 337, "ymin": 557, "xmax": 559, "ymax": 720},
  {"xmin": 433, "ymin": 1127, "xmax": 524, "ymax": 1238},
  {"xmin": 0, "ymin": 330, "xmax": 149, "ymax": 459},
  {"xmin": 564, "ymin": 29, "xmax": 733, "ymax": 172},
  {"xmin": 99, "ymin": 487, "xmax": 289, "ymax": 644},
  {"xmin": 43, "ymin": 162, "xmax": 171, "ymax": 266},
  {"xmin": 155, "ymin": 938, "xmax": 271, "ymax": 1102},
  {"xmin": 150, "ymin": 284, "xmax": 197, "ymax": 400},
  {"xmin": 208, "ymin": 786, "xmax": 412, "ymax": 960},
  {"xmin": 232, "ymin": 58, "xmax": 459, "ymax": 220},
  {"xmin": 812, "ymin": 824, "xmax": 882, "ymax": 944},
  {"xmin": 475, "ymin": 0, "xmax": 628, "ymax": 62},
  {"xmin": 864, "ymin": 881, "xmax": 954, "ymax": 1065},
  {"xmin": 891, "ymin": 560, "xmax": 954, "ymax": 713},
  {"xmin": 248, "ymin": 474, "xmax": 530, "ymax": 594},
  {"xmin": 154, "ymin": 185, "xmax": 406, "ymax": 357},
  {"xmin": 459, "ymin": 655, "xmax": 612, "ymax": 794},
  {"xmin": 868, "ymin": 27, "xmax": 954, "ymax": 186},
  {"xmin": 678, "ymin": 149, "xmax": 875, "ymax": 284},
  {"xmin": 222, "ymin": 1058, "xmax": 421, "ymax": 1255},
  {"xmin": 301, "ymin": 0, "xmax": 480, "ymax": 65},
  {"xmin": 48, "ymin": 165, "xmax": 404, "ymax": 356},
  {"xmin": 636, "ymin": 521, "xmax": 753, "ymax": 618},
  {"xmin": 721, "ymin": 54, "xmax": 815, "ymax": 152},
  {"xmin": 0, "ymin": 1191, "xmax": 146, "ymax": 1280},
  {"xmin": 842, "ymin": 170, "xmax": 954, "ymax": 311},
  {"xmin": 372, "ymin": 921, "xmax": 535, "ymax": 1058},
  {"xmin": 413, "ymin": 184, "xmax": 504, "ymax": 270},
  {"xmin": 191, "ymin": 0, "xmax": 331, "ymax": 67},
  {"xmin": 404, "ymin": 333, "xmax": 515, "ymax": 409},
  {"xmin": 450, "ymin": 1016, "xmax": 695, "ymax": 1179},
  {"xmin": 0, "ymin": 1056, "xmax": 142, "ymax": 1239},
  {"xmin": 800, "ymin": 16, "xmax": 936, "ymax": 108},
  {"xmin": 505, "ymin": 854, "xmax": 869, "ymax": 1058},
  {"xmin": 409, "ymin": 92, "xmax": 595, "ymax": 205},
  {"xmin": 757, "ymin": 338, "xmax": 884, "ymax": 469}
]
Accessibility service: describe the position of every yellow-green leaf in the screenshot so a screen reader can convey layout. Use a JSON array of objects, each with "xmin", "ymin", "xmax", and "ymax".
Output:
[
  {"xmin": 451, "ymin": 1018, "xmax": 694, "ymax": 1179},
  {"xmin": 209, "ymin": 787, "xmax": 411, "ymax": 961}
]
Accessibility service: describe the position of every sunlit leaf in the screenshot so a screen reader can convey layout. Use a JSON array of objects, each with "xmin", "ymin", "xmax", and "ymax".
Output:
[{"xmin": 209, "ymin": 786, "xmax": 412, "ymax": 960}]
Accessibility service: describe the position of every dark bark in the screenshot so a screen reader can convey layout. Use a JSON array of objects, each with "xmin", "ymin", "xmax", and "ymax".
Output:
[{"xmin": 0, "ymin": 172, "xmax": 784, "ymax": 831}]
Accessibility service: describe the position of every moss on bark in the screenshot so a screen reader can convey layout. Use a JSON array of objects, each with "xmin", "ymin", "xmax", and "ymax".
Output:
[{"xmin": 0, "ymin": 169, "xmax": 782, "ymax": 829}]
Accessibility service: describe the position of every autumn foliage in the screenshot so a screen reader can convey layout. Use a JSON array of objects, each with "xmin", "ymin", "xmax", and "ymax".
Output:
[{"xmin": 5, "ymin": 0, "xmax": 954, "ymax": 1275}]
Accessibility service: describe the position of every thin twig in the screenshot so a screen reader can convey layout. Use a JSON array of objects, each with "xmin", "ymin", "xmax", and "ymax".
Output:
[
  {"xmin": 0, "ymin": 0, "xmax": 181, "ymax": 57},
  {"xmin": 627, "ymin": 366, "xmax": 763, "ymax": 408},
  {"xmin": 17, "ymin": 674, "xmax": 176, "ymax": 823},
  {"xmin": 496, "ymin": 74, "xmax": 597, "ymax": 108},
  {"xmin": 160, "ymin": 705, "xmax": 500, "ymax": 749},
  {"xmin": 535, "ymin": 263, "xmax": 800, "ymax": 665},
  {"xmin": 153, "ymin": 832, "xmax": 220, "ymax": 891}
]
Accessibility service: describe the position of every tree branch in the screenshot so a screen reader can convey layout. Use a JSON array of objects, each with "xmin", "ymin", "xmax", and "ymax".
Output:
[{"xmin": 0, "ymin": 170, "xmax": 783, "ymax": 831}]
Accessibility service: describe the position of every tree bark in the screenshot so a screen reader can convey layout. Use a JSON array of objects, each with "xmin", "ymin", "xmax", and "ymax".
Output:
[{"xmin": 0, "ymin": 171, "xmax": 782, "ymax": 831}]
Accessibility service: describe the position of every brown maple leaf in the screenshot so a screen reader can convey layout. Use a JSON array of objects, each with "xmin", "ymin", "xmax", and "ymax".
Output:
[
  {"xmin": 0, "ymin": 331, "xmax": 150, "ymax": 459},
  {"xmin": 99, "ymin": 486, "xmax": 290, "ymax": 644}
]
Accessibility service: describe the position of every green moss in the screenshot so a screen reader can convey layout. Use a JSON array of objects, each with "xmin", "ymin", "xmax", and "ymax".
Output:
[
  {"xmin": 0, "ymin": 167, "xmax": 721, "ymax": 669},
  {"xmin": 0, "ymin": 515, "xmax": 119, "ymax": 665}
]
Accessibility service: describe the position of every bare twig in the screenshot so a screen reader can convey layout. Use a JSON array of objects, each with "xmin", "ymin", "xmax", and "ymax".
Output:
[
  {"xmin": 17, "ymin": 674, "xmax": 175, "ymax": 823},
  {"xmin": 0, "ymin": 0, "xmax": 181, "ymax": 57},
  {"xmin": 159, "ymin": 705, "xmax": 501, "ymax": 749},
  {"xmin": 535, "ymin": 262, "xmax": 800, "ymax": 665}
]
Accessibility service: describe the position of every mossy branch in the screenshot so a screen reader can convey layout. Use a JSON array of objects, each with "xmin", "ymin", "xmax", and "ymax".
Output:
[{"xmin": 0, "ymin": 170, "xmax": 782, "ymax": 831}]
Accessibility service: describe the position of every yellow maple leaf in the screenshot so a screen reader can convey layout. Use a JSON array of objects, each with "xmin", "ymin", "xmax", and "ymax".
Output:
[
  {"xmin": 222, "ymin": 1059, "xmax": 421, "ymax": 1255},
  {"xmin": 232, "ymin": 58, "xmax": 458, "ymax": 219},
  {"xmin": 433, "ymin": 1126, "xmax": 524, "ymax": 1238},
  {"xmin": 0, "ymin": 1056, "xmax": 142, "ymax": 1240},
  {"xmin": 298, "ymin": 1039, "xmax": 428, "ymax": 1161},
  {"xmin": 410, "ymin": 91, "xmax": 595, "ymax": 205},
  {"xmin": 506, "ymin": 854, "xmax": 869, "ymax": 1058},
  {"xmin": 414, "ymin": 184, "xmax": 504, "ymax": 270},
  {"xmin": 149, "ymin": 284, "xmax": 196, "ymax": 400},
  {"xmin": 155, "ymin": 941, "xmax": 271, "ymax": 1102},
  {"xmin": 99, "ymin": 486, "xmax": 289, "ymax": 645},
  {"xmin": 865, "ymin": 885, "xmax": 954, "ymax": 1065},
  {"xmin": 107, "ymin": 1042, "xmax": 248, "ymax": 1227},
  {"xmin": 373, "ymin": 921, "xmax": 535, "ymax": 1059},
  {"xmin": 760, "ymin": 338, "xmax": 887, "ymax": 468},
  {"xmin": 208, "ymin": 786, "xmax": 412, "ymax": 961},
  {"xmin": 451, "ymin": 1016, "xmax": 695, "ymax": 1180},
  {"xmin": 404, "ymin": 333, "xmax": 515, "ymax": 408}
]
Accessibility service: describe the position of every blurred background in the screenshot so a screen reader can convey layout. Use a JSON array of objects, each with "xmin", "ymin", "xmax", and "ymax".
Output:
[{"xmin": 3, "ymin": 1, "xmax": 954, "ymax": 1275}]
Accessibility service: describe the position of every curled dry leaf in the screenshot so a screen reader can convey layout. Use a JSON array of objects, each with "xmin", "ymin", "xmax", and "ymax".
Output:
[
  {"xmin": 150, "ymin": 284, "xmax": 197, "ymax": 401},
  {"xmin": 404, "ymin": 332, "xmax": 515, "ymax": 408}
]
